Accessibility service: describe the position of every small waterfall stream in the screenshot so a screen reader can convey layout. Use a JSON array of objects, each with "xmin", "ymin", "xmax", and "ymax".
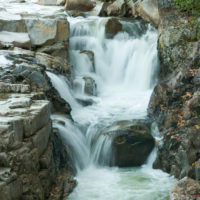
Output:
[{"xmin": 47, "ymin": 16, "xmax": 176, "ymax": 200}]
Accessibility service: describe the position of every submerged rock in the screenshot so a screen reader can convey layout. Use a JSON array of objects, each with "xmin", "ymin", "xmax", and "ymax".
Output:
[{"xmin": 103, "ymin": 120, "xmax": 155, "ymax": 167}]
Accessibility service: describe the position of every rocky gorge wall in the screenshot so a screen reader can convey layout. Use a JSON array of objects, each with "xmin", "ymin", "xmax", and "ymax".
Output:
[
  {"xmin": 148, "ymin": 0, "xmax": 200, "ymax": 198},
  {"xmin": 0, "ymin": 1, "xmax": 75, "ymax": 199}
]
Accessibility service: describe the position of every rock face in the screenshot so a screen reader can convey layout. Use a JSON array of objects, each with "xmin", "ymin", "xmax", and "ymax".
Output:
[
  {"xmin": 0, "ymin": 1, "xmax": 75, "ymax": 200},
  {"xmin": 147, "ymin": 0, "xmax": 200, "ymax": 195},
  {"xmin": 103, "ymin": 120, "xmax": 155, "ymax": 167},
  {"xmin": 0, "ymin": 91, "xmax": 75, "ymax": 200},
  {"xmin": 65, "ymin": 0, "xmax": 95, "ymax": 11},
  {"xmin": 105, "ymin": 18, "xmax": 122, "ymax": 38},
  {"xmin": 171, "ymin": 177, "xmax": 200, "ymax": 200}
]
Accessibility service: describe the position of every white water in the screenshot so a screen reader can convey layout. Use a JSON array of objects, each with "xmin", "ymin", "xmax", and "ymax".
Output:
[{"xmin": 47, "ymin": 16, "xmax": 176, "ymax": 200}]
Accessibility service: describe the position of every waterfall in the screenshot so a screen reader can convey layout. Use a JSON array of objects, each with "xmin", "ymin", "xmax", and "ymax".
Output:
[{"xmin": 47, "ymin": 16, "xmax": 176, "ymax": 200}]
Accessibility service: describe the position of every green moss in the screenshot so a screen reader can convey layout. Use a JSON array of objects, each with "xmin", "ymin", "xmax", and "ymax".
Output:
[{"xmin": 173, "ymin": 0, "xmax": 200, "ymax": 19}]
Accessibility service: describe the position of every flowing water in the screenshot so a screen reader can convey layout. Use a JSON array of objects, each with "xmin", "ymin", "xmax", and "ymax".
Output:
[{"xmin": 47, "ymin": 16, "xmax": 176, "ymax": 200}]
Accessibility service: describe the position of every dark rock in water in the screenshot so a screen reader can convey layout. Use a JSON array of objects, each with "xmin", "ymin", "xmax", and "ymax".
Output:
[
  {"xmin": 65, "ymin": 0, "xmax": 95, "ymax": 12},
  {"xmin": 104, "ymin": 120, "xmax": 155, "ymax": 167},
  {"xmin": 105, "ymin": 18, "xmax": 122, "ymax": 38},
  {"xmin": 76, "ymin": 97, "xmax": 95, "ymax": 106}
]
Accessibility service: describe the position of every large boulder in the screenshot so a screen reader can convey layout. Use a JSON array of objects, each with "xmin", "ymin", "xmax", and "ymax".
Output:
[
  {"xmin": 25, "ymin": 18, "xmax": 69, "ymax": 47},
  {"xmin": 65, "ymin": 0, "xmax": 95, "ymax": 12},
  {"xmin": 105, "ymin": 18, "xmax": 122, "ymax": 38},
  {"xmin": 136, "ymin": 0, "xmax": 160, "ymax": 26},
  {"xmin": 104, "ymin": 120, "xmax": 155, "ymax": 167}
]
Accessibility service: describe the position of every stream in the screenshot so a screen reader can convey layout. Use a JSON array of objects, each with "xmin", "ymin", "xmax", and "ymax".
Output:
[{"xmin": 47, "ymin": 16, "xmax": 176, "ymax": 200}]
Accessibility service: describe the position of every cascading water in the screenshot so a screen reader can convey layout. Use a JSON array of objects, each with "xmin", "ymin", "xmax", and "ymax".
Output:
[{"xmin": 47, "ymin": 16, "xmax": 176, "ymax": 200}]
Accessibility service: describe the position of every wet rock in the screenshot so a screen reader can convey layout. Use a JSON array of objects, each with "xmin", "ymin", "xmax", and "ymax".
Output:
[
  {"xmin": 171, "ymin": 177, "xmax": 200, "ymax": 200},
  {"xmin": 28, "ymin": 71, "xmax": 48, "ymax": 88},
  {"xmin": 80, "ymin": 50, "xmax": 95, "ymax": 71},
  {"xmin": 105, "ymin": 18, "xmax": 122, "ymax": 38},
  {"xmin": 76, "ymin": 97, "xmax": 95, "ymax": 106},
  {"xmin": 83, "ymin": 77, "xmax": 96, "ymax": 96},
  {"xmin": 65, "ymin": 0, "xmax": 95, "ymax": 12},
  {"xmin": 103, "ymin": 120, "xmax": 155, "ymax": 167}
]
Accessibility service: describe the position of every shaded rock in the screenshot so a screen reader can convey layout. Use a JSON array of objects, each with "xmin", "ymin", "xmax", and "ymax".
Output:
[
  {"xmin": 105, "ymin": 18, "xmax": 122, "ymax": 38},
  {"xmin": 65, "ymin": 0, "xmax": 95, "ymax": 12},
  {"xmin": 99, "ymin": 2, "xmax": 111, "ymax": 16},
  {"xmin": 171, "ymin": 177, "xmax": 200, "ymax": 200},
  {"xmin": 28, "ymin": 71, "xmax": 48, "ymax": 88},
  {"xmin": 103, "ymin": 120, "xmax": 155, "ymax": 167},
  {"xmin": 32, "ymin": 122, "xmax": 51, "ymax": 157},
  {"xmin": 0, "ymin": 178, "xmax": 22, "ymax": 200}
]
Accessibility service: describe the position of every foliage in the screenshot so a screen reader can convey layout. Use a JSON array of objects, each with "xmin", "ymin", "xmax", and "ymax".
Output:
[{"xmin": 173, "ymin": 0, "xmax": 200, "ymax": 17}]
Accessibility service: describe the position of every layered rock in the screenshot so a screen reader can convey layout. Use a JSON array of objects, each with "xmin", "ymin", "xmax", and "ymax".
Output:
[
  {"xmin": 147, "ymin": 0, "xmax": 200, "ymax": 197},
  {"xmin": 0, "ymin": 1, "xmax": 75, "ymax": 199}
]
